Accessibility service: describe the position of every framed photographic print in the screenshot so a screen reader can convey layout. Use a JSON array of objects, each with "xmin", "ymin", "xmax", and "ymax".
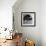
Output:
[{"xmin": 21, "ymin": 12, "xmax": 36, "ymax": 27}]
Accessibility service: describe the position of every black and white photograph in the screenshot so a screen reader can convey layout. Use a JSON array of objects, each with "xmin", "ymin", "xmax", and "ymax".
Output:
[{"xmin": 21, "ymin": 12, "xmax": 36, "ymax": 27}]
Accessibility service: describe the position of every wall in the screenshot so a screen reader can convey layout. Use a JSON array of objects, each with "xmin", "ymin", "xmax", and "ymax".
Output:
[
  {"xmin": 41, "ymin": 0, "xmax": 46, "ymax": 46},
  {"xmin": 0, "ymin": 0, "xmax": 16, "ymax": 29},
  {"xmin": 13, "ymin": 0, "xmax": 46, "ymax": 46},
  {"xmin": 13, "ymin": 0, "xmax": 41, "ymax": 46}
]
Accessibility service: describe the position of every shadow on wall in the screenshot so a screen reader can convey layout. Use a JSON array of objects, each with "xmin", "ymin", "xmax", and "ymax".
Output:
[{"xmin": 12, "ymin": 0, "xmax": 23, "ymax": 10}]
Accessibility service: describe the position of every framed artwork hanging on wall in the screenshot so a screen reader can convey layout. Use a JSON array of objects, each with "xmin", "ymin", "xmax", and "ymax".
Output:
[{"xmin": 21, "ymin": 12, "xmax": 36, "ymax": 27}]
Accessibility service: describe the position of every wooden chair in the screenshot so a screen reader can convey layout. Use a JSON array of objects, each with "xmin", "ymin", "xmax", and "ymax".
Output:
[{"xmin": 25, "ymin": 40, "xmax": 35, "ymax": 46}]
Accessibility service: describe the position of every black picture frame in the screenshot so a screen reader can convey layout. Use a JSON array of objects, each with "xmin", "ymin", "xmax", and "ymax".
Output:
[{"xmin": 21, "ymin": 12, "xmax": 36, "ymax": 27}]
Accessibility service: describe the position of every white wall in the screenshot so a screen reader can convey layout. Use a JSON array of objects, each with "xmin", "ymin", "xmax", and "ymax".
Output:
[
  {"xmin": 0, "ymin": 0, "xmax": 16, "ymax": 29},
  {"xmin": 13, "ymin": 0, "xmax": 41, "ymax": 46},
  {"xmin": 41, "ymin": 0, "xmax": 46, "ymax": 46},
  {"xmin": 13, "ymin": 0, "xmax": 46, "ymax": 46}
]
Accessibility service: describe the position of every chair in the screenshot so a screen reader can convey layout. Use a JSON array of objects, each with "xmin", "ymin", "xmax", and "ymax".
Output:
[{"xmin": 25, "ymin": 40, "xmax": 35, "ymax": 46}]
